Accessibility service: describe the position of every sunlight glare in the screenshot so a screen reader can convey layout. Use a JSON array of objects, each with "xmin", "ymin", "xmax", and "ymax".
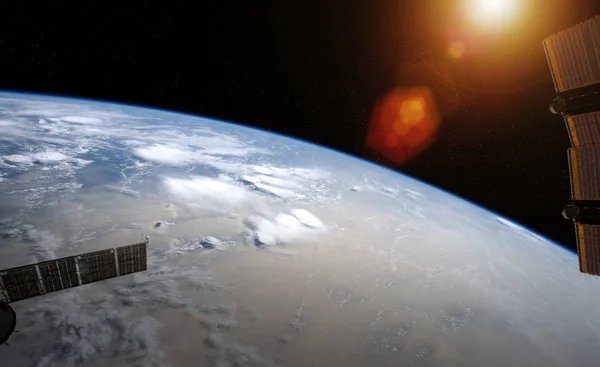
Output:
[{"xmin": 465, "ymin": 0, "xmax": 520, "ymax": 30}]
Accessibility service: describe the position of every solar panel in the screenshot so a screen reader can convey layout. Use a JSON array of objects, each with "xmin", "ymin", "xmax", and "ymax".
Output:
[
  {"xmin": 576, "ymin": 223, "xmax": 600, "ymax": 275},
  {"xmin": 117, "ymin": 241, "xmax": 147, "ymax": 276},
  {"xmin": 37, "ymin": 256, "xmax": 81, "ymax": 293},
  {"xmin": 568, "ymin": 146, "xmax": 600, "ymax": 200},
  {"xmin": 0, "ymin": 265, "xmax": 42, "ymax": 303},
  {"xmin": 566, "ymin": 112, "xmax": 600, "ymax": 146},
  {"xmin": 77, "ymin": 248, "xmax": 118, "ymax": 285},
  {"xmin": 543, "ymin": 15, "xmax": 600, "ymax": 92},
  {"xmin": 0, "ymin": 239, "xmax": 149, "ymax": 303}
]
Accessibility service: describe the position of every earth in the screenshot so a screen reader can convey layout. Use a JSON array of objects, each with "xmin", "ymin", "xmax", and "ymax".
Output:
[{"xmin": 0, "ymin": 92, "xmax": 599, "ymax": 367}]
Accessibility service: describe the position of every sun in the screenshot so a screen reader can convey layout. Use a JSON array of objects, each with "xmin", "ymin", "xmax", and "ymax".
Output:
[{"xmin": 464, "ymin": 0, "xmax": 521, "ymax": 30}]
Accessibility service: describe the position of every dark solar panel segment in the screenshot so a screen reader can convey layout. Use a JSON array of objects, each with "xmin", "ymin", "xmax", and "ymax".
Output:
[
  {"xmin": 569, "ymin": 147, "xmax": 600, "ymax": 200},
  {"xmin": 117, "ymin": 242, "xmax": 147, "ymax": 276},
  {"xmin": 37, "ymin": 257, "xmax": 80, "ymax": 293},
  {"xmin": 0, "ymin": 266, "xmax": 42, "ymax": 303},
  {"xmin": 544, "ymin": 16, "xmax": 600, "ymax": 92},
  {"xmin": 566, "ymin": 112, "xmax": 600, "ymax": 146},
  {"xmin": 577, "ymin": 223, "xmax": 600, "ymax": 275},
  {"xmin": 77, "ymin": 249, "xmax": 118, "ymax": 285}
]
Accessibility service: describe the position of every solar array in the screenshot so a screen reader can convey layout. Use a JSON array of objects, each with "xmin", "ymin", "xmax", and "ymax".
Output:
[
  {"xmin": 576, "ymin": 223, "xmax": 600, "ymax": 274},
  {"xmin": 0, "ymin": 240, "xmax": 148, "ymax": 303},
  {"xmin": 544, "ymin": 15, "xmax": 600, "ymax": 276},
  {"xmin": 568, "ymin": 144, "xmax": 600, "ymax": 200},
  {"xmin": 543, "ymin": 15, "xmax": 600, "ymax": 93}
]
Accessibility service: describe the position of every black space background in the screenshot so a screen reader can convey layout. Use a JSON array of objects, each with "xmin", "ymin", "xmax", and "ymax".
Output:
[{"xmin": 2, "ymin": 1, "xmax": 600, "ymax": 252}]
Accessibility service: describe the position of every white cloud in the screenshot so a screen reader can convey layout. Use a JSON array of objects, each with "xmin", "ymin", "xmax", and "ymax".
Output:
[
  {"xmin": 183, "ymin": 135, "xmax": 264, "ymax": 156},
  {"xmin": 249, "ymin": 165, "xmax": 274, "ymax": 175},
  {"xmin": 21, "ymin": 226, "xmax": 64, "ymax": 261},
  {"xmin": 245, "ymin": 209, "xmax": 326, "ymax": 246},
  {"xmin": 3, "ymin": 154, "xmax": 34, "ymax": 165},
  {"xmin": 33, "ymin": 151, "xmax": 69, "ymax": 162},
  {"xmin": 239, "ymin": 166, "xmax": 332, "ymax": 203},
  {"xmin": 241, "ymin": 174, "xmax": 301, "ymax": 190},
  {"xmin": 163, "ymin": 176, "xmax": 260, "ymax": 212},
  {"xmin": 1, "ymin": 150, "xmax": 81, "ymax": 172},
  {"xmin": 134, "ymin": 145, "xmax": 197, "ymax": 166},
  {"xmin": 241, "ymin": 174, "xmax": 305, "ymax": 200},
  {"xmin": 132, "ymin": 144, "xmax": 253, "ymax": 173},
  {"xmin": 292, "ymin": 209, "xmax": 324, "ymax": 228},
  {"xmin": 58, "ymin": 116, "xmax": 103, "ymax": 124},
  {"xmin": 497, "ymin": 217, "xmax": 545, "ymax": 242},
  {"xmin": 252, "ymin": 182, "xmax": 305, "ymax": 200},
  {"xmin": 0, "ymin": 119, "xmax": 16, "ymax": 127}
]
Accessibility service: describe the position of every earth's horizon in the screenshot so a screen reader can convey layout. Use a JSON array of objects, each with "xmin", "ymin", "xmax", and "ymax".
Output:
[{"xmin": 0, "ymin": 91, "xmax": 598, "ymax": 367}]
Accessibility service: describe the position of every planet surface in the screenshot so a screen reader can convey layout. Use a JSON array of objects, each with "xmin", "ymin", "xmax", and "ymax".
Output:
[{"xmin": 0, "ymin": 92, "xmax": 599, "ymax": 367}]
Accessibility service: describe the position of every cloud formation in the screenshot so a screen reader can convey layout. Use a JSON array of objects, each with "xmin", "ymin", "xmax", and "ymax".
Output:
[
  {"xmin": 134, "ymin": 145, "xmax": 198, "ymax": 166},
  {"xmin": 244, "ymin": 208, "xmax": 326, "ymax": 247},
  {"xmin": 163, "ymin": 176, "xmax": 261, "ymax": 213}
]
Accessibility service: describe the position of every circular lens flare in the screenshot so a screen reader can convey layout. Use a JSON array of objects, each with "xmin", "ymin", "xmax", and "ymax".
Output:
[{"xmin": 366, "ymin": 88, "xmax": 440, "ymax": 166}]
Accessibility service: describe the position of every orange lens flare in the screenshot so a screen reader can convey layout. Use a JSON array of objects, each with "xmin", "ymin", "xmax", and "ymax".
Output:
[
  {"xmin": 448, "ymin": 41, "xmax": 467, "ymax": 61},
  {"xmin": 366, "ymin": 87, "xmax": 440, "ymax": 166}
]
